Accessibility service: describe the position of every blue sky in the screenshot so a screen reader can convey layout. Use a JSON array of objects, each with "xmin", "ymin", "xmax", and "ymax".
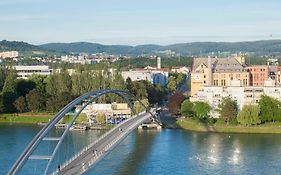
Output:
[{"xmin": 0, "ymin": 0, "xmax": 281, "ymax": 45}]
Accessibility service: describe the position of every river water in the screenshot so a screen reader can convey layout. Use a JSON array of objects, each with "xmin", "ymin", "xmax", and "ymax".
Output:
[{"xmin": 1, "ymin": 124, "xmax": 281, "ymax": 175}]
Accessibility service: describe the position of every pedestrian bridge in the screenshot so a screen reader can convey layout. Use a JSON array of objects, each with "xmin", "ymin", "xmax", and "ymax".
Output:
[{"xmin": 8, "ymin": 89, "xmax": 160, "ymax": 175}]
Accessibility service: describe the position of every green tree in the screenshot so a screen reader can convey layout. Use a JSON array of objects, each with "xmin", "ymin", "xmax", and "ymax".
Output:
[
  {"xmin": 192, "ymin": 101, "xmax": 211, "ymax": 119},
  {"xmin": 167, "ymin": 76, "xmax": 176, "ymax": 92},
  {"xmin": 180, "ymin": 99, "xmax": 193, "ymax": 117},
  {"xmin": 95, "ymin": 113, "xmax": 106, "ymax": 124},
  {"xmin": 217, "ymin": 97, "xmax": 238, "ymax": 125},
  {"xmin": 134, "ymin": 99, "xmax": 149, "ymax": 114},
  {"xmin": 26, "ymin": 89, "xmax": 45, "ymax": 112},
  {"xmin": 29, "ymin": 75, "xmax": 47, "ymax": 94},
  {"xmin": 176, "ymin": 73, "xmax": 185, "ymax": 85},
  {"xmin": 1, "ymin": 69, "xmax": 18, "ymax": 112},
  {"xmin": 13, "ymin": 96, "xmax": 27, "ymax": 113},
  {"xmin": 2, "ymin": 68, "xmax": 17, "ymax": 94},
  {"xmin": 237, "ymin": 105, "xmax": 261, "ymax": 125},
  {"xmin": 259, "ymin": 95, "xmax": 281, "ymax": 122}
]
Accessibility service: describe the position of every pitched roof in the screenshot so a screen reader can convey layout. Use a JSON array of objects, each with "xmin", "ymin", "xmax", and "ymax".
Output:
[{"xmin": 192, "ymin": 57, "xmax": 246, "ymax": 73}]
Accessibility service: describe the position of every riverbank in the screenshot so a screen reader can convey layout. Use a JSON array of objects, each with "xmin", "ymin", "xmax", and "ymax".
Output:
[
  {"xmin": 0, "ymin": 113, "xmax": 87, "ymax": 124},
  {"xmin": 0, "ymin": 113, "xmax": 53, "ymax": 124},
  {"xmin": 177, "ymin": 118, "xmax": 281, "ymax": 134}
]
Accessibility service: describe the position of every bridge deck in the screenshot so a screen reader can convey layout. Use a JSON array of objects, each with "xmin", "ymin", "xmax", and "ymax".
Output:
[{"xmin": 58, "ymin": 111, "xmax": 153, "ymax": 175}]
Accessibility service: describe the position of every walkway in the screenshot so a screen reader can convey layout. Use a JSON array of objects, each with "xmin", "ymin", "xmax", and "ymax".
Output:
[{"xmin": 58, "ymin": 111, "xmax": 154, "ymax": 175}]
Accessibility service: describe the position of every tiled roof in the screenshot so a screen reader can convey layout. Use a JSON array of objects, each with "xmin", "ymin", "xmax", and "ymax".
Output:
[{"xmin": 192, "ymin": 57, "xmax": 246, "ymax": 73}]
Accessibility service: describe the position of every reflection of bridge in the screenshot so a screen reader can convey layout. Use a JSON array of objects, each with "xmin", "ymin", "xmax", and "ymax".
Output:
[{"xmin": 9, "ymin": 89, "xmax": 160, "ymax": 175}]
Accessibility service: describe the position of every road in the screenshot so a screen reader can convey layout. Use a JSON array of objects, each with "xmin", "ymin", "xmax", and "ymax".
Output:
[{"xmin": 59, "ymin": 112, "xmax": 152, "ymax": 175}]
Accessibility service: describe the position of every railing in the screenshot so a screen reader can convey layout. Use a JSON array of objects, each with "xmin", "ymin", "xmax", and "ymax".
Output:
[{"xmin": 54, "ymin": 111, "xmax": 149, "ymax": 174}]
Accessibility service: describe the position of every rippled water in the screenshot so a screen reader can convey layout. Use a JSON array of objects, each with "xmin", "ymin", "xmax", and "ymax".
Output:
[{"xmin": 1, "ymin": 124, "xmax": 281, "ymax": 175}]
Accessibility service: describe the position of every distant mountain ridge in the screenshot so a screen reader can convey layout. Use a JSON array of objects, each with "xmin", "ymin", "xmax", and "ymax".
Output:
[
  {"xmin": 1, "ymin": 40, "xmax": 281, "ymax": 56},
  {"xmin": 40, "ymin": 40, "xmax": 281, "ymax": 55},
  {"xmin": 0, "ymin": 40, "xmax": 39, "ymax": 52}
]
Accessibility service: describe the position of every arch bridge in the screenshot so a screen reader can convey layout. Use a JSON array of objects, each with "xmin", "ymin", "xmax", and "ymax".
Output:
[{"xmin": 9, "ymin": 89, "xmax": 161, "ymax": 175}]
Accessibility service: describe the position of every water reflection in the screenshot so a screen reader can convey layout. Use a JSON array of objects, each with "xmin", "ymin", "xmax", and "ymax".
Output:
[{"xmin": 3, "ymin": 125, "xmax": 281, "ymax": 175}]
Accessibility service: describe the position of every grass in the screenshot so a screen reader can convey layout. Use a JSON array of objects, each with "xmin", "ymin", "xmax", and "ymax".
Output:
[
  {"xmin": 177, "ymin": 118, "xmax": 281, "ymax": 134},
  {"xmin": 61, "ymin": 113, "xmax": 88, "ymax": 124},
  {"xmin": 0, "ymin": 113, "xmax": 54, "ymax": 124}
]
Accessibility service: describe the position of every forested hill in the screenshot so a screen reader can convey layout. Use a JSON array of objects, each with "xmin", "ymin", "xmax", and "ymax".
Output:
[
  {"xmin": 0, "ymin": 40, "xmax": 39, "ymax": 52},
  {"xmin": 0, "ymin": 40, "xmax": 66, "ymax": 56},
  {"xmin": 40, "ymin": 40, "xmax": 281, "ymax": 55},
  {"xmin": 1, "ymin": 40, "xmax": 281, "ymax": 56}
]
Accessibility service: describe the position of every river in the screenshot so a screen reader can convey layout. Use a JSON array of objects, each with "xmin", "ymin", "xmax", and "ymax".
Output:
[{"xmin": 1, "ymin": 124, "xmax": 281, "ymax": 175}]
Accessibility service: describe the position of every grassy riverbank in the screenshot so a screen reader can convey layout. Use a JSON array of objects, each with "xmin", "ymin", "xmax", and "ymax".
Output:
[
  {"xmin": 0, "ymin": 113, "xmax": 54, "ymax": 124},
  {"xmin": 0, "ymin": 112, "xmax": 87, "ymax": 124},
  {"xmin": 177, "ymin": 118, "xmax": 281, "ymax": 134}
]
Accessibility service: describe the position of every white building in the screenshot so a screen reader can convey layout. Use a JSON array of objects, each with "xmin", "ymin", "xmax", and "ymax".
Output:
[
  {"xmin": 191, "ymin": 79, "xmax": 281, "ymax": 118},
  {"xmin": 170, "ymin": 66, "xmax": 190, "ymax": 75},
  {"xmin": 75, "ymin": 103, "xmax": 131, "ymax": 124},
  {"xmin": 13, "ymin": 65, "xmax": 52, "ymax": 79},
  {"xmin": 121, "ymin": 69, "xmax": 169, "ymax": 86}
]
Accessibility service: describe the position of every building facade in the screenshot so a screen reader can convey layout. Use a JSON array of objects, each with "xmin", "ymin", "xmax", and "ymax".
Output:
[
  {"xmin": 121, "ymin": 68, "xmax": 169, "ymax": 86},
  {"xmin": 190, "ymin": 79, "xmax": 279, "ymax": 117},
  {"xmin": 247, "ymin": 65, "xmax": 269, "ymax": 86},
  {"xmin": 191, "ymin": 56, "xmax": 249, "ymax": 96},
  {"xmin": 13, "ymin": 65, "xmax": 52, "ymax": 79},
  {"xmin": 0, "ymin": 51, "xmax": 18, "ymax": 58}
]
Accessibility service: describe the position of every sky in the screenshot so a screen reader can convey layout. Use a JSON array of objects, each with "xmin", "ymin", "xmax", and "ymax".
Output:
[{"xmin": 0, "ymin": 0, "xmax": 281, "ymax": 45}]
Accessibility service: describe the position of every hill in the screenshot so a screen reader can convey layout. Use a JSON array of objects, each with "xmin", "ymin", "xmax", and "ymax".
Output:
[
  {"xmin": 0, "ymin": 40, "xmax": 39, "ymax": 52},
  {"xmin": 0, "ymin": 40, "xmax": 66, "ymax": 57},
  {"xmin": 40, "ymin": 40, "xmax": 281, "ymax": 56}
]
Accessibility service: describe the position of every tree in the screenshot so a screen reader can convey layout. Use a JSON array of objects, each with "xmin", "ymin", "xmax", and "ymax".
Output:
[
  {"xmin": 217, "ymin": 97, "xmax": 238, "ymax": 125},
  {"xmin": 15, "ymin": 79, "xmax": 36, "ymax": 97},
  {"xmin": 192, "ymin": 101, "xmax": 211, "ymax": 119},
  {"xmin": 167, "ymin": 76, "xmax": 177, "ymax": 92},
  {"xmin": 237, "ymin": 105, "xmax": 261, "ymax": 125},
  {"xmin": 0, "ymin": 69, "xmax": 18, "ymax": 112},
  {"xmin": 176, "ymin": 73, "xmax": 185, "ymax": 86},
  {"xmin": 13, "ymin": 96, "xmax": 27, "ymax": 113},
  {"xmin": 167, "ymin": 91, "xmax": 185, "ymax": 116},
  {"xmin": 95, "ymin": 113, "xmax": 106, "ymax": 124},
  {"xmin": 26, "ymin": 89, "xmax": 45, "ymax": 112},
  {"xmin": 57, "ymin": 91, "xmax": 74, "ymax": 109},
  {"xmin": 259, "ymin": 95, "xmax": 281, "ymax": 122},
  {"xmin": 180, "ymin": 99, "xmax": 193, "ymax": 117},
  {"xmin": 134, "ymin": 99, "xmax": 149, "ymax": 114},
  {"xmin": 2, "ymin": 68, "xmax": 17, "ymax": 94}
]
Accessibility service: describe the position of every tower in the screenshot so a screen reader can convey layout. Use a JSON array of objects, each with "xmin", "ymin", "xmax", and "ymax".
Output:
[{"xmin": 157, "ymin": 57, "xmax": 161, "ymax": 69}]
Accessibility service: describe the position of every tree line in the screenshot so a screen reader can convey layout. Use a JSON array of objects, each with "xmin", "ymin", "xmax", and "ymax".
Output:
[
  {"xmin": 176, "ymin": 93, "xmax": 281, "ymax": 126},
  {"xmin": 0, "ymin": 66, "xmax": 166, "ymax": 114}
]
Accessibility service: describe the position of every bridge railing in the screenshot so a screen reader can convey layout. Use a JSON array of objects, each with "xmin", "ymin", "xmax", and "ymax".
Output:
[
  {"xmin": 79, "ymin": 111, "xmax": 153, "ymax": 174},
  {"xmin": 59, "ymin": 111, "xmax": 147, "ymax": 171}
]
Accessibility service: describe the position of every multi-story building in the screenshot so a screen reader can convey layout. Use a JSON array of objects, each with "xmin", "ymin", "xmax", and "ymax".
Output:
[
  {"xmin": 0, "ymin": 51, "xmax": 18, "ymax": 58},
  {"xmin": 13, "ymin": 65, "xmax": 52, "ymax": 79},
  {"xmin": 247, "ymin": 65, "xmax": 269, "ymax": 86},
  {"xmin": 121, "ymin": 57, "xmax": 169, "ymax": 86},
  {"xmin": 191, "ymin": 56, "xmax": 249, "ymax": 96},
  {"xmin": 191, "ymin": 79, "xmax": 279, "ymax": 117},
  {"xmin": 75, "ymin": 102, "xmax": 131, "ymax": 123},
  {"xmin": 121, "ymin": 68, "xmax": 169, "ymax": 86}
]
